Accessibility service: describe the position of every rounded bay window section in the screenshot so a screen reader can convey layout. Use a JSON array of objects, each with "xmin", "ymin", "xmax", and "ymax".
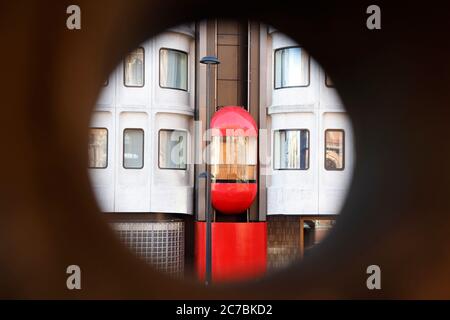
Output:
[
  {"xmin": 88, "ymin": 23, "xmax": 195, "ymax": 279},
  {"xmin": 266, "ymin": 27, "xmax": 355, "ymax": 216},
  {"xmin": 89, "ymin": 23, "xmax": 195, "ymax": 214},
  {"xmin": 151, "ymin": 24, "xmax": 195, "ymax": 215}
]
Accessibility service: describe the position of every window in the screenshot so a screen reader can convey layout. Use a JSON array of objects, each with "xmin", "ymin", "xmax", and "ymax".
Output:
[
  {"xmin": 159, "ymin": 129, "xmax": 188, "ymax": 170},
  {"xmin": 325, "ymin": 73, "xmax": 334, "ymax": 87},
  {"xmin": 210, "ymin": 135, "xmax": 257, "ymax": 182},
  {"xmin": 88, "ymin": 128, "xmax": 108, "ymax": 168},
  {"xmin": 274, "ymin": 47, "xmax": 310, "ymax": 89},
  {"xmin": 325, "ymin": 129, "xmax": 345, "ymax": 170},
  {"xmin": 124, "ymin": 47, "xmax": 144, "ymax": 87},
  {"xmin": 123, "ymin": 129, "xmax": 144, "ymax": 169},
  {"xmin": 160, "ymin": 48, "xmax": 188, "ymax": 91},
  {"xmin": 274, "ymin": 129, "xmax": 310, "ymax": 170}
]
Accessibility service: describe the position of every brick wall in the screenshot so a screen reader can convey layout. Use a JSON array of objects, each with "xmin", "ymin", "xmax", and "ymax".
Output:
[{"xmin": 267, "ymin": 215, "xmax": 301, "ymax": 272}]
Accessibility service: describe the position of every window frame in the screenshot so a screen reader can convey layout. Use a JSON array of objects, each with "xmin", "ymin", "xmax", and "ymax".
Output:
[
  {"xmin": 122, "ymin": 128, "xmax": 145, "ymax": 169},
  {"xmin": 159, "ymin": 47, "xmax": 189, "ymax": 92},
  {"xmin": 274, "ymin": 46, "xmax": 311, "ymax": 90},
  {"xmin": 123, "ymin": 47, "xmax": 145, "ymax": 88},
  {"xmin": 324, "ymin": 129, "xmax": 345, "ymax": 171},
  {"xmin": 157, "ymin": 129, "xmax": 188, "ymax": 171},
  {"xmin": 88, "ymin": 127, "xmax": 108, "ymax": 169},
  {"xmin": 273, "ymin": 128, "xmax": 311, "ymax": 171}
]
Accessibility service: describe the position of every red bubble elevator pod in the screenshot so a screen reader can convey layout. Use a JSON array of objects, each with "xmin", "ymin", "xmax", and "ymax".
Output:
[{"xmin": 195, "ymin": 106, "xmax": 267, "ymax": 282}]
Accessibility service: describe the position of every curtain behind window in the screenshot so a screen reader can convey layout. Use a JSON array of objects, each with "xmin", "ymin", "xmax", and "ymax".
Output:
[{"xmin": 160, "ymin": 49, "xmax": 187, "ymax": 90}]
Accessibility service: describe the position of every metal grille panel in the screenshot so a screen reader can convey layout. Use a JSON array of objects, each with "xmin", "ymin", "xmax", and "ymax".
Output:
[{"xmin": 111, "ymin": 221, "xmax": 184, "ymax": 277}]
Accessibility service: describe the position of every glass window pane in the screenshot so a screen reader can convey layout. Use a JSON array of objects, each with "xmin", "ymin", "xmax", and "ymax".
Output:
[
  {"xmin": 159, "ymin": 130, "xmax": 188, "ymax": 169},
  {"xmin": 160, "ymin": 49, "xmax": 188, "ymax": 90},
  {"xmin": 274, "ymin": 129, "xmax": 309, "ymax": 170},
  {"xmin": 88, "ymin": 128, "xmax": 108, "ymax": 168},
  {"xmin": 124, "ymin": 48, "xmax": 144, "ymax": 87},
  {"xmin": 210, "ymin": 135, "xmax": 257, "ymax": 182},
  {"xmin": 123, "ymin": 129, "xmax": 144, "ymax": 169},
  {"xmin": 325, "ymin": 130, "xmax": 345, "ymax": 170},
  {"xmin": 275, "ymin": 47, "xmax": 310, "ymax": 88}
]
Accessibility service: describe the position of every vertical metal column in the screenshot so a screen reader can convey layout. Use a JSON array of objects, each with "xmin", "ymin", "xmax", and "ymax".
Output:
[{"xmin": 200, "ymin": 55, "xmax": 219, "ymax": 286}]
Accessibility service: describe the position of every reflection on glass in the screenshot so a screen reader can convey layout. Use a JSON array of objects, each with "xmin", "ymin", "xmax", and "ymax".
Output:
[
  {"xmin": 275, "ymin": 47, "xmax": 309, "ymax": 88},
  {"xmin": 123, "ymin": 129, "xmax": 144, "ymax": 169},
  {"xmin": 159, "ymin": 130, "xmax": 187, "ymax": 169},
  {"xmin": 274, "ymin": 129, "xmax": 309, "ymax": 170},
  {"xmin": 325, "ymin": 130, "xmax": 344, "ymax": 170},
  {"xmin": 210, "ymin": 135, "xmax": 257, "ymax": 181},
  {"xmin": 124, "ymin": 48, "xmax": 144, "ymax": 87},
  {"xmin": 88, "ymin": 128, "xmax": 108, "ymax": 168},
  {"xmin": 304, "ymin": 219, "xmax": 336, "ymax": 257},
  {"xmin": 160, "ymin": 49, "xmax": 188, "ymax": 90}
]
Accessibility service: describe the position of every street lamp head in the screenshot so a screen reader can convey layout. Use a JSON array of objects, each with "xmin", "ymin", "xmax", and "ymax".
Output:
[{"xmin": 200, "ymin": 55, "xmax": 220, "ymax": 65}]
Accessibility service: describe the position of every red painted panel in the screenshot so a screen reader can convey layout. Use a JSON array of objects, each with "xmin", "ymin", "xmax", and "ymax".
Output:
[
  {"xmin": 195, "ymin": 222, "xmax": 267, "ymax": 282},
  {"xmin": 210, "ymin": 106, "xmax": 258, "ymax": 136},
  {"xmin": 211, "ymin": 182, "xmax": 257, "ymax": 214}
]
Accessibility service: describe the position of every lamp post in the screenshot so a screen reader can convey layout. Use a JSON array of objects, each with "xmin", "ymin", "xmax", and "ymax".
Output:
[{"xmin": 200, "ymin": 55, "xmax": 220, "ymax": 286}]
